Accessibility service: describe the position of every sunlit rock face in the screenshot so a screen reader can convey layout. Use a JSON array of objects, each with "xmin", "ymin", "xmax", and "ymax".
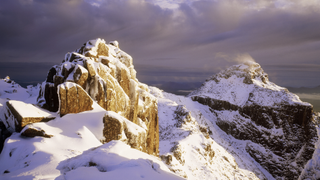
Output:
[
  {"xmin": 58, "ymin": 82, "xmax": 93, "ymax": 117},
  {"xmin": 189, "ymin": 62, "xmax": 318, "ymax": 180},
  {"xmin": 37, "ymin": 38, "xmax": 159, "ymax": 156}
]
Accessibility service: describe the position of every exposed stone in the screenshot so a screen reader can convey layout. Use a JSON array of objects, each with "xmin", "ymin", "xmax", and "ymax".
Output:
[
  {"xmin": 61, "ymin": 62, "xmax": 75, "ymax": 79},
  {"xmin": 174, "ymin": 105, "xmax": 192, "ymax": 128},
  {"xmin": 103, "ymin": 112, "xmax": 146, "ymax": 152},
  {"xmin": 100, "ymin": 56, "xmax": 112, "ymax": 66},
  {"xmin": 44, "ymin": 83, "xmax": 59, "ymax": 112},
  {"xmin": 0, "ymin": 121, "xmax": 11, "ymax": 153},
  {"xmin": 84, "ymin": 59, "xmax": 96, "ymax": 78},
  {"xmin": 73, "ymin": 65, "xmax": 88, "ymax": 89},
  {"xmin": 137, "ymin": 90, "xmax": 159, "ymax": 156},
  {"xmin": 160, "ymin": 154, "xmax": 173, "ymax": 165},
  {"xmin": 103, "ymin": 114, "xmax": 125, "ymax": 143},
  {"xmin": 54, "ymin": 75, "xmax": 64, "ymax": 87},
  {"xmin": 46, "ymin": 67, "xmax": 57, "ymax": 83},
  {"xmin": 109, "ymin": 40, "xmax": 119, "ymax": 48},
  {"xmin": 191, "ymin": 96, "xmax": 239, "ymax": 111},
  {"xmin": 128, "ymin": 80, "xmax": 139, "ymax": 124},
  {"xmin": 21, "ymin": 125, "xmax": 53, "ymax": 138},
  {"xmin": 97, "ymin": 42, "xmax": 109, "ymax": 57},
  {"xmin": 58, "ymin": 82, "xmax": 93, "ymax": 117},
  {"xmin": 107, "ymin": 75, "xmax": 130, "ymax": 118},
  {"xmin": 116, "ymin": 66, "xmax": 131, "ymax": 97}
]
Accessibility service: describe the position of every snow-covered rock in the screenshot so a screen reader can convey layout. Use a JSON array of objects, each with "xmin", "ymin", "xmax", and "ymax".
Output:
[
  {"xmin": 36, "ymin": 38, "xmax": 159, "ymax": 156},
  {"xmin": 150, "ymin": 87, "xmax": 262, "ymax": 179},
  {"xmin": 188, "ymin": 61, "xmax": 317, "ymax": 179},
  {"xmin": 0, "ymin": 100, "xmax": 55, "ymax": 132}
]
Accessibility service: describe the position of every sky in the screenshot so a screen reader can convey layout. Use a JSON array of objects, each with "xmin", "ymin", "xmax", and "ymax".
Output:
[{"xmin": 0, "ymin": 0, "xmax": 320, "ymax": 91}]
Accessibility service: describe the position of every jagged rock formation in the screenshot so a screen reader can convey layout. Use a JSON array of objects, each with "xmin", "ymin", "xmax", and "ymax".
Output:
[
  {"xmin": 37, "ymin": 38, "xmax": 159, "ymax": 156},
  {"xmin": 189, "ymin": 61, "xmax": 317, "ymax": 179}
]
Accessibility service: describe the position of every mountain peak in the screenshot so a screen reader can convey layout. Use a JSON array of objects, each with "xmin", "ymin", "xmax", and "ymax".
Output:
[
  {"xmin": 207, "ymin": 61, "xmax": 269, "ymax": 85},
  {"xmin": 189, "ymin": 62, "xmax": 309, "ymax": 107}
]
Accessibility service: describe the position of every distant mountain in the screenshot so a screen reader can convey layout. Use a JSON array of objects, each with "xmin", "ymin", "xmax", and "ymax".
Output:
[{"xmin": 189, "ymin": 61, "xmax": 317, "ymax": 179}]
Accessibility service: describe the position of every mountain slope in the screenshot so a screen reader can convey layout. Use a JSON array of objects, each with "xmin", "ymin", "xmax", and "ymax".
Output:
[{"xmin": 188, "ymin": 61, "xmax": 317, "ymax": 179}]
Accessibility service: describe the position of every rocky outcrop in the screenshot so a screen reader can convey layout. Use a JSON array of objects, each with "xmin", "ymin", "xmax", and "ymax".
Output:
[
  {"xmin": 0, "ymin": 100, "xmax": 55, "ymax": 133},
  {"xmin": 36, "ymin": 38, "xmax": 159, "ymax": 156},
  {"xmin": 190, "ymin": 62, "xmax": 318, "ymax": 179}
]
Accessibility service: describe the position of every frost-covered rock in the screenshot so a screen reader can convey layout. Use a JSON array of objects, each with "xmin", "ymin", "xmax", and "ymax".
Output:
[
  {"xmin": 189, "ymin": 62, "xmax": 317, "ymax": 179},
  {"xmin": 36, "ymin": 38, "xmax": 159, "ymax": 155}
]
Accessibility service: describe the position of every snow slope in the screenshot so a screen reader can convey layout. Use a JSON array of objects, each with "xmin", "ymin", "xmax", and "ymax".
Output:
[
  {"xmin": 150, "ymin": 87, "xmax": 269, "ymax": 180},
  {"xmin": 0, "ymin": 101, "xmax": 183, "ymax": 180},
  {"xmin": 0, "ymin": 77, "xmax": 182, "ymax": 180}
]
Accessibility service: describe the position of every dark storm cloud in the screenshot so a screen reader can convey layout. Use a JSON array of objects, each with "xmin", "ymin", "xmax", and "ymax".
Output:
[{"xmin": 0, "ymin": 0, "xmax": 319, "ymax": 88}]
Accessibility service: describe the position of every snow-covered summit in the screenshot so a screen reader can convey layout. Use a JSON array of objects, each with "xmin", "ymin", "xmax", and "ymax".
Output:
[
  {"xmin": 207, "ymin": 61, "xmax": 269, "ymax": 84},
  {"xmin": 189, "ymin": 61, "xmax": 310, "ymax": 107}
]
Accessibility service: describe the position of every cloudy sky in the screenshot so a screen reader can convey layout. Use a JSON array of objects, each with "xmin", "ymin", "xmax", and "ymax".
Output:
[{"xmin": 0, "ymin": 0, "xmax": 320, "ymax": 90}]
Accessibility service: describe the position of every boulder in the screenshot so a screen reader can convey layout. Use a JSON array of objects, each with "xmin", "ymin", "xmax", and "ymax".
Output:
[
  {"xmin": 103, "ymin": 112, "xmax": 146, "ymax": 152},
  {"xmin": 58, "ymin": 82, "xmax": 93, "ymax": 116},
  {"xmin": 0, "ymin": 100, "xmax": 55, "ymax": 132},
  {"xmin": 21, "ymin": 124, "xmax": 53, "ymax": 138}
]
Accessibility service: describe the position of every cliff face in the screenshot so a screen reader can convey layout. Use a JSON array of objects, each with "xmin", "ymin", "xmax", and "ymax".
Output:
[
  {"xmin": 36, "ymin": 38, "xmax": 159, "ymax": 156},
  {"xmin": 189, "ymin": 61, "xmax": 317, "ymax": 179}
]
